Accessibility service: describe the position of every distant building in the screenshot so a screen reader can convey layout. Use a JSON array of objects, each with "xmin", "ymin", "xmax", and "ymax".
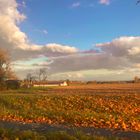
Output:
[
  {"xmin": 33, "ymin": 81, "xmax": 68, "ymax": 87},
  {"xmin": 5, "ymin": 80, "xmax": 21, "ymax": 89},
  {"xmin": 134, "ymin": 76, "xmax": 140, "ymax": 83}
]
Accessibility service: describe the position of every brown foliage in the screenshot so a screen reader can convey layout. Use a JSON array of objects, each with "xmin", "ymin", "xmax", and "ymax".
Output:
[{"xmin": 0, "ymin": 48, "xmax": 16, "ymax": 89}]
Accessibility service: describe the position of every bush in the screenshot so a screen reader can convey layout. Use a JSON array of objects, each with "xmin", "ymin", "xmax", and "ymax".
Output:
[
  {"xmin": 5, "ymin": 80, "xmax": 20, "ymax": 90},
  {"xmin": 0, "ymin": 81, "xmax": 7, "ymax": 90}
]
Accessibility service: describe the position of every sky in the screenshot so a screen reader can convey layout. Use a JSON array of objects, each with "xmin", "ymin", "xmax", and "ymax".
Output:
[{"xmin": 0, "ymin": 0, "xmax": 140, "ymax": 81}]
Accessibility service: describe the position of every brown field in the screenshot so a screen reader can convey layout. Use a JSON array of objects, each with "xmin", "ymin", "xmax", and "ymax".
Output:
[
  {"xmin": 61, "ymin": 83, "xmax": 140, "ymax": 89},
  {"xmin": 0, "ymin": 83, "xmax": 140, "ymax": 132},
  {"xmin": 39, "ymin": 83, "xmax": 140, "ymax": 95}
]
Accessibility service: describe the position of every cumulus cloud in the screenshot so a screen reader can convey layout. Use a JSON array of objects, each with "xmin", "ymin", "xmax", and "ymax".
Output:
[
  {"xmin": 96, "ymin": 36, "xmax": 140, "ymax": 59},
  {"xmin": 0, "ymin": 0, "xmax": 27, "ymax": 50},
  {"xmin": 99, "ymin": 0, "xmax": 110, "ymax": 5},
  {"xmin": 0, "ymin": 0, "xmax": 78, "ymax": 61},
  {"xmin": 10, "ymin": 43, "xmax": 78, "ymax": 61}
]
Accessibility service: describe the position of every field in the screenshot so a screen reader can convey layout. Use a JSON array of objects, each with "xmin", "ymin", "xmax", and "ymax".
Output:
[{"xmin": 0, "ymin": 83, "xmax": 140, "ymax": 139}]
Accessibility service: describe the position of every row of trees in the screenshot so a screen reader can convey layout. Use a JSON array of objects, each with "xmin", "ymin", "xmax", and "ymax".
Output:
[
  {"xmin": 0, "ymin": 48, "xmax": 48, "ymax": 89},
  {"xmin": 26, "ymin": 68, "xmax": 48, "ymax": 82},
  {"xmin": 0, "ymin": 48, "xmax": 49, "ymax": 89}
]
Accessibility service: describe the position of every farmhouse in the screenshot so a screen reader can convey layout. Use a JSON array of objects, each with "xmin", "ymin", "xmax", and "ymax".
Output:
[{"xmin": 33, "ymin": 81, "xmax": 68, "ymax": 87}]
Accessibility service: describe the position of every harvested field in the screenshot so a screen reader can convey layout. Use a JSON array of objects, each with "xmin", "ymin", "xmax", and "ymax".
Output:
[{"xmin": 0, "ymin": 83, "xmax": 140, "ymax": 133}]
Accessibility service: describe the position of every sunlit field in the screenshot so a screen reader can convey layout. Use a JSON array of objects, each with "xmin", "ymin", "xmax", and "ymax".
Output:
[
  {"xmin": 1, "ymin": 0, "xmax": 140, "ymax": 139},
  {"xmin": 0, "ymin": 83, "xmax": 140, "ymax": 133}
]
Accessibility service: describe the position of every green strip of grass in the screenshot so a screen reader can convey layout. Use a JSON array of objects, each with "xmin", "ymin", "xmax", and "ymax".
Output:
[{"xmin": 0, "ymin": 128, "xmax": 122, "ymax": 140}]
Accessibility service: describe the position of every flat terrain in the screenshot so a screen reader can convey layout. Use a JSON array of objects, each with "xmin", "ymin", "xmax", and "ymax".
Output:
[{"xmin": 0, "ymin": 83, "xmax": 140, "ymax": 139}]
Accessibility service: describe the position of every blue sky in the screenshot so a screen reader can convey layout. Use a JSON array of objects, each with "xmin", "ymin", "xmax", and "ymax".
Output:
[
  {"xmin": 0, "ymin": 0, "xmax": 140, "ymax": 80},
  {"xmin": 19, "ymin": 0, "xmax": 140, "ymax": 50}
]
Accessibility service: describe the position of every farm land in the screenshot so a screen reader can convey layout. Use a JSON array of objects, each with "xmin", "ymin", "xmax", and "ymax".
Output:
[{"xmin": 0, "ymin": 83, "xmax": 140, "ymax": 140}]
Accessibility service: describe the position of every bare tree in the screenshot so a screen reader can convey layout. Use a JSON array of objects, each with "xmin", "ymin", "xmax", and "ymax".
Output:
[
  {"xmin": 38, "ymin": 68, "xmax": 48, "ymax": 81},
  {"xmin": 0, "ymin": 49, "xmax": 12, "ymax": 82},
  {"xmin": 0, "ymin": 49, "xmax": 16, "ymax": 89},
  {"xmin": 26, "ymin": 73, "xmax": 37, "ymax": 81},
  {"xmin": 26, "ymin": 73, "xmax": 32, "ymax": 82}
]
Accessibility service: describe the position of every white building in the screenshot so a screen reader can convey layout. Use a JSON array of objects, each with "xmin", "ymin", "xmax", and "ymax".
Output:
[{"xmin": 33, "ymin": 81, "xmax": 68, "ymax": 87}]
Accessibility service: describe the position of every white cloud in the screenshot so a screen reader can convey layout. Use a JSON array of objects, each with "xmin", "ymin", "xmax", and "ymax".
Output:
[
  {"xmin": 71, "ymin": 2, "xmax": 81, "ymax": 8},
  {"xmin": 0, "ymin": 0, "xmax": 27, "ymax": 50},
  {"xmin": 43, "ymin": 30, "xmax": 48, "ymax": 35},
  {"xmin": 0, "ymin": 0, "xmax": 78, "ymax": 61},
  {"xmin": 41, "ymin": 36, "xmax": 140, "ymax": 80},
  {"xmin": 10, "ymin": 43, "xmax": 78, "ymax": 61},
  {"xmin": 44, "ymin": 43, "xmax": 78, "ymax": 54},
  {"xmin": 99, "ymin": 0, "xmax": 110, "ymax": 5},
  {"xmin": 128, "ymin": 47, "xmax": 140, "ymax": 55},
  {"xmin": 96, "ymin": 36, "xmax": 140, "ymax": 58}
]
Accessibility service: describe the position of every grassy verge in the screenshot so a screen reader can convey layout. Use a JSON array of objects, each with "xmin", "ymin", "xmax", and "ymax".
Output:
[
  {"xmin": 0, "ymin": 128, "xmax": 124, "ymax": 140},
  {"xmin": 0, "ymin": 92, "xmax": 139, "ymax": 131}
]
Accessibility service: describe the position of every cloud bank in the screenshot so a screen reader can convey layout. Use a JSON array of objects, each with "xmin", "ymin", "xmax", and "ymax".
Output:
[
  {"xmin": 46, "ymin": 36, "xmax": 140, "ymax": 79},
  {"xmin": 0, "ymin": 0, "xmax": 140, "ymax": 80}
]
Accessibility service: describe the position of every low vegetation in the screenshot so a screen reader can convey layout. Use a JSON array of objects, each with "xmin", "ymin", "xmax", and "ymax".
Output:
[
  {"xmin": 0, "ymin": 88, "xmax": 139, "ymax": 132},
  {"xmin": 0, "ymin": 128, "xmax": 124, "ymax": 140}
]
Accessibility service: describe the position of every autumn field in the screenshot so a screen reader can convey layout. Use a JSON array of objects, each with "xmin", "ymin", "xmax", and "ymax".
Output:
[{"xmin": 0, "ymin": 83, "xmax": 140, "ymax": 139}]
